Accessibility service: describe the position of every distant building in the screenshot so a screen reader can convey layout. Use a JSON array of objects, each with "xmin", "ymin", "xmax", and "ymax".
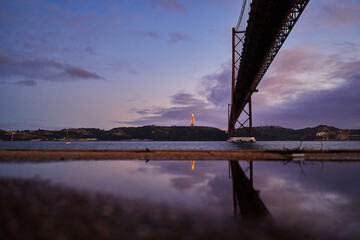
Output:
[
  {"xmin": 316, "ymin": 132, "xmax": 326, "ymax": 137},
  {"xmin": 337, "ymin": 130, "xmax": 350, "ymax": 141},
  {"xmin": 350, "ymin": 135, "xmax": 360, "ymax": 141},
  {"xmin": 191, "ymin": 113, "xmax": 195, "ymax": 126}
]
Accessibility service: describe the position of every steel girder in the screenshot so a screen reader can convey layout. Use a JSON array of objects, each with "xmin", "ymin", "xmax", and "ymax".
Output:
[{"xmin": 229, "ymin": 0, "xmax": 310, "ymax": 135}]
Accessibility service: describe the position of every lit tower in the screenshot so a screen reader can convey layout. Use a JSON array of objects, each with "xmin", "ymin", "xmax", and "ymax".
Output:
[
  {"xmin": 191, "ymin": 113, "xmax": 195, "ymax": 126},
  {"xmin": 190, "ymin": 114, "xmax": 195, "ymax": 170}
]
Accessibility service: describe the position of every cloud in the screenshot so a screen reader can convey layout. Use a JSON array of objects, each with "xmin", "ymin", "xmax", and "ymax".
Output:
[
  {"xmin": 168, "ymin": 32, "xmax": 190, "ymax": 43},
  {"xmin": 129, "ymin": 30, "xmax": 161, "ymax": 38},
  {"xmin": 254, "ymin": 162, "xmax": 360, "ymax": 239},
  {"xmin": 64, "ymin": 66, "xmax": 103, "ymax": 80},
  {"xmin": 117, "ymin": 92, "xmax": 226, "ymax": 127},
  {"xmin": 128, "ymin": 31, "xmax": 191, "ymax": 43},
  {"xmin": 0, "ymin": 52, "xmax": 13, "ymax": 65},
  {"xmin": 149, "ymin": 0, "xmax": 186, "ymax": 13},
  {"xmin": 119, "ymin": 41, "xmax": 360, "ymax": 129},
  {"xmin": 0, "ymin": 52, "xmax": 105, "ymax": 82},
  {"xmin": 118, "ymin": 63, "xmax": 234, "ymax": 127},
  {"xmin": 254, "ymin": 71, "xmax": 360, "ymax": 129},
  {"xmin": 129, "ymin": 108, "xmax": 151, "ymax": 115},
  {"xmin": 171, "ymin": 176, "xmax": 204, "ymax": 190},
  {"xmin": 255, "ymin": 45, "xmax": 348, "ymax": 106},
  {"xmin": 15, "ymin": 80, "xmax": 37, "ymax": 87},
  {"xmin": 319, "ymin": 0, "xmax": 360, "ymax": 26},
  {"xmin": 170, "ymin": 92, "xmax": 204, "ymax": 106},
  {"xmin": 252, "ymin": 43, "xmax": 360, "ymax": 128},
  {"xmin": 200, "ymin": 61, "xmax": 231, "ymax": 107},
  {"xmin": 110, "ymin": 60, "xmax": 138, "ymax": 75},
  {"xmin": 86, "ymin": 46, "xmax": 95, "ymax": 54}
]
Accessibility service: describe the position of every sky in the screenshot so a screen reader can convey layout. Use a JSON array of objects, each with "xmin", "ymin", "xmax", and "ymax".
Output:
[{"xmin": 0, "ymin": 0, "xmax": 359, "ymax": 131}]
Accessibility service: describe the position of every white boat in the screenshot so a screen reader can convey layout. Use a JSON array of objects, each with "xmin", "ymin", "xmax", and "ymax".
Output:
[{"xmin": 228, "ymin": 137, "xmax": 256, "ymax": 143}]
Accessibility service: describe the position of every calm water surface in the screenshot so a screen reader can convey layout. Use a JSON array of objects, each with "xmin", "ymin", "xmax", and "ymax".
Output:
[
  {"xmin": 1, "ymin": 140, "xmax": 360, "ymax": 150},
  {"xmin": 1, "ymin": 141, "xmax": 360, "ymax": 239},
  {"xmin": 1, "ymin": 159, "xmax": 360, "ymax": 239}
]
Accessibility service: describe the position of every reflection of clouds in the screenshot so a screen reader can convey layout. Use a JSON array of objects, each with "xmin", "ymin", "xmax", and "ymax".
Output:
[
  {"xmin": 262, "ymin": 176, "xmax": 349, "ymax": 212},
  {"xmin": 148, "ymin": 161, "xmax": 223, "ymax": 179},
  {"xmin": 170, "ymin": 176, "xmax": 204, "ymax": 190},
  {"xmin": 2, "ymin": 159, "xmax": 360, "ymax": 238},
  {"xmin": 133, "ymin": 160, "xmax": 360, "ymax": 238},
  {"xmin": 137, "ymin": 161, "xmax": 233, "ymax": 214},
  {"xmin": 258, "ymin": 175, "xmax": 358, "ymax": 239},
  {"xmin": 255, "ymin": 162, "xmax": 360, "ymax": 204},
  {"xmin": 205, "ymin": 174, "xmax": 233, "ymax": 211},
  {"xmin": 133, "ymin": 164, "xmax": 162, "ymax": 174}
]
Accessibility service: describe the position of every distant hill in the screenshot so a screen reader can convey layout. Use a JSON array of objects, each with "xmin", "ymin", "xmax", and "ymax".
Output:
[
  {"xmin": 236, "ymin": 125, "xmax": 360, "ymax": 141},
  {"xmin": 108, "ymin": 126, "xmax": 227, "ymax": 141},
  {"xmin": 1, "ymin": 125, "xmax": 359, "ymax": 141},
  {"xmin": 0, "ymin": 126, "xmax": 227, "ymax": 141}
]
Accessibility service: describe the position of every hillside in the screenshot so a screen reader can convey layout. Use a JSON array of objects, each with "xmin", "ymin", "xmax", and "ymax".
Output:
[
  {"xmin": 0, "ymin": 125, "xmax": 359, "ymax": 141},
  {"xmin": 235, "ymin": 125, "xmax": 360, "ymax": 141},
  {"xmin": 0, "ymin": 126, "xmax": 227, "ymax": 141}
]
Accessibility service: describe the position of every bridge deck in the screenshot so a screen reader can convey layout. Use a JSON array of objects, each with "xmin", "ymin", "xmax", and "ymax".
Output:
[{"xmin": 230, "ymin": 0, "xmax": 309, "ymax": 133}]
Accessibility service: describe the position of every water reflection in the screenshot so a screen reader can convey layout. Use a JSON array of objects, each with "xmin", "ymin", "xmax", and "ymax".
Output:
[
  {"xmin": 230, "ymin": 161, "xmax": 270, "ymax": 218},
  {"xmin": 1, "ymin": 140, "xmax": 360, "ymax": 150},
  {"xmin": 1, "ymin": 160, "xmax": 360, "ymax": 239},
  {"xmin": 191, "ymin": 160, "xmax": 195, "ymax": 170}
]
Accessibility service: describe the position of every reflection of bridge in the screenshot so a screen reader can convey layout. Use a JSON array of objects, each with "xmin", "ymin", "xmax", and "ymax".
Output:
[
  {"xmin": 230, "ymin": 161, "xmax": 270, "ymax": 218},
  {"xmin": 228, "ymin": 0, "xmax": 310, "ymax": 138}
]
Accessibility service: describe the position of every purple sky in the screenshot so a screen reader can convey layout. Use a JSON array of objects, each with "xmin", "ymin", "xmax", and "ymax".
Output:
[{"xmin": 0, "ymin": 0, "xmax": 359, "ymax": 130}]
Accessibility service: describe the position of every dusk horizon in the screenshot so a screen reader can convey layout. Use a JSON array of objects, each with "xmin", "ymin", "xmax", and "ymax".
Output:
[{"xmin": 2, "ymin": 123, "xmax": 360, "ymax": 132}]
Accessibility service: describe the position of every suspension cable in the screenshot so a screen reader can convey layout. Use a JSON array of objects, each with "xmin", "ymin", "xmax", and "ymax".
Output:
[{"xmin": 235, "ymin": 0, "xmax": 247, "ymax": 30}]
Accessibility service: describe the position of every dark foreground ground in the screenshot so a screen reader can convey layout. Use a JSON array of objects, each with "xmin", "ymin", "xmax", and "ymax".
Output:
[{"xmin": 0, "ymin": 177, "xmax": 300, "ymax": 240}]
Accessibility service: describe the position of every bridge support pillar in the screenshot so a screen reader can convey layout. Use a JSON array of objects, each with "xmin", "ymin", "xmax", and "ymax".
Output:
[
  {"xmin": 249, "ymin": 97, "xmax": 253, "ymax": 137},
  {"xmin": 230, "ymin": 28, "xmax": 247, "ymax": 138},
  {"xmin": 229, "ymin": 96, "xmax": 254, "ymax": 138}
]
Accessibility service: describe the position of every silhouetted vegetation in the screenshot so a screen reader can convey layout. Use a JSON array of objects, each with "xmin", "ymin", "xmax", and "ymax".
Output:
[
  {"xmin": 0, "ymin": 126, "xmax": 227, "ymax": 141},
  {"xmin": 1, "ymin": 125, "xmax": 359, "ymax": 141}
]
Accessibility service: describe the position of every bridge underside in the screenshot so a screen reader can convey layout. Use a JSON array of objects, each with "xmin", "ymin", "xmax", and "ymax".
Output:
[{"xmin": 229, "ymin": 0, "xmax": 309, "ymax": 136}]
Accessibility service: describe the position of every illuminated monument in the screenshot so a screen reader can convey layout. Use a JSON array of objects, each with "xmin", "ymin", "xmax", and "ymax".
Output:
[
  {"xmin": 191, "ymin": 113, "xmax": 195, "ymax": 127},
  {"xmin": 191, "ymin": 113, "xmax": 195, "ymax": 170}
]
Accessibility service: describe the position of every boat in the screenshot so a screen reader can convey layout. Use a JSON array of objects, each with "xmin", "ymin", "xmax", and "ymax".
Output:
[{"xmin": 228, "ymin": 137, "xmax": 256, "ymax": 143}]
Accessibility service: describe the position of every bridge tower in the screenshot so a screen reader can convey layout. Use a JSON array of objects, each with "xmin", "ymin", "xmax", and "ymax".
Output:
[{"xmin": 229, "ymin": 27, "xmax": 254, "ymax": 140}]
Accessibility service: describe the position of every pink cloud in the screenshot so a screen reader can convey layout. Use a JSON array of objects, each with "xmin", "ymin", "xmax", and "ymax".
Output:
[
  {"xmin": 0, "ymin": 52, "xmax": 105, "ymax": 81},
  {"xmin": 254, "ymin": 44, "xmax": 358, "ymax": 107},
  {"xmin": 319, "ymin": 0, "xmax": 360, "ymax": 26}
]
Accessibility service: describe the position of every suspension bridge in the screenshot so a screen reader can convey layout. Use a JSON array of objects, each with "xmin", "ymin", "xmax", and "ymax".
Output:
[{"xmin": 228, "ymin": 0, "xmax": 310, "ymax": 142}]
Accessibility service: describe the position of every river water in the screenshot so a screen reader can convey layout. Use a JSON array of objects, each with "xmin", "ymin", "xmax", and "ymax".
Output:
[
  {"xmin": 1, "ymin": 141, "xmax": 360, "ymax": 239},
  {"xmin": 1, "ymin": 140, "xmax": 360, "ymax": 150}
]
